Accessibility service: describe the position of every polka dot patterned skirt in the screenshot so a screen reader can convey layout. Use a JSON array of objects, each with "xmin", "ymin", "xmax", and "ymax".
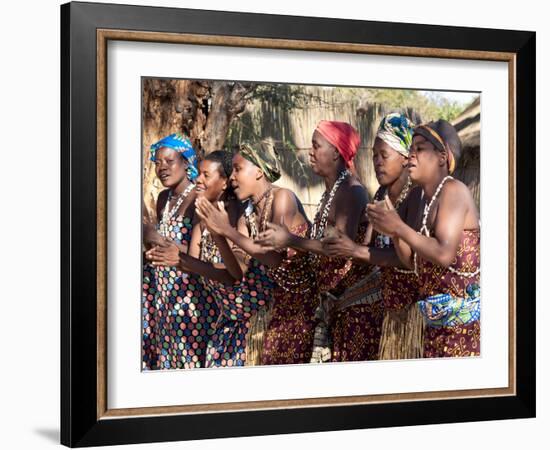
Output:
[
  {"xmin": 142, "ymin": 215, "xmax": 219, "ymax": 370},
  {"xmin": 204, "ymin": 259, "xmax": 274, "ymax": 368}
]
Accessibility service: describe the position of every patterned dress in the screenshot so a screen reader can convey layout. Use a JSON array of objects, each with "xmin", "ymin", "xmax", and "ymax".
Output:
[
  {"xmin": 203, "ymin": 255, "xmax": 275, "ymax": 368},
  {"xmin": 316, "ymin": 223, "xmax": 384, "ymax": 362},
  {"xmin": 380, "ymin": 268, "xmax": 418, "ymax": 311},
  {"xmin": 261, "ymin": 222, "xmax": 318, "ymax": 365},
  {"xmin": 417, "ymin": 230, "xmax": 481, "ymax": 358},
  {"xmin": 142, "ymin": 215, "xmax": 218, "ymax": 370}
]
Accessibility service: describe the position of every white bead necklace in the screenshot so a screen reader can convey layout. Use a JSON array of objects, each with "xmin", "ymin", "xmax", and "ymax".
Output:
[
  {"xmin": 159, "ymin": 183, "xmax": 195, "ymax": 237},
  {"xmin": 310, "ymin": 169, "xmax": 350, "ymax": 240},
  {"xmin": 414, "ymin": 175, "xmax": 479, "ymax": 278},
  {"xmin": 420, "ymin": 175, "xmax": 453, "ymax": 237}
]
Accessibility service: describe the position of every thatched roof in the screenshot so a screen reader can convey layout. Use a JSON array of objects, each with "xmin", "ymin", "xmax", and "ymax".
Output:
[{"xmin": 452, "ymin": 96, "xmax": 480, "ymax": 150}]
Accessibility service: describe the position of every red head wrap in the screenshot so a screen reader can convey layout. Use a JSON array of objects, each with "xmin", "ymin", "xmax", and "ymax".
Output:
[{"xmin": 315, "ymin": 120, "xmax": 360, "ymax": 168}]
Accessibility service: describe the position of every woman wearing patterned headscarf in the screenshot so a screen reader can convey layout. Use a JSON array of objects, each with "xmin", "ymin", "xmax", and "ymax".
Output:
[
  {"xmin": 322, "ymin": 113, "xmax": 425, "ymax": 360},
  {"xmin": 194, "ymin": 139, "xmax": 314, "ymax": 365},
  {"xmin": 142, "ymin": 133, "xmax": 199, "ymax": 249},
  {"xmin": 368, "ymin": 119, "xmax": 480, "ymax": 358},
  {"xmin": 142, "ymin": 133, "xmax": 220, "ymax": 370},
  {"xmin": 255, "ymin": 121, "xmax": 383, "ymax": 363}
]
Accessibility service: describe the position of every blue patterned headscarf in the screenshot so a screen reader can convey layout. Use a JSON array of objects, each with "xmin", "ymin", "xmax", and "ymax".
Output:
[
  {"xmin": 376, "ymin": 113, "xmax": 415, "ymax": 157},
  {"xmin": 149, "ymin": 133, "xmax": 199, "ymax": 181}
]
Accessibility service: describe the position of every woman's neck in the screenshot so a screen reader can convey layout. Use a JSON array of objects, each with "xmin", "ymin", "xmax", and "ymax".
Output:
[
  {"xmin": 172, "ymin": 178, "xmax": 191, "ymax": 196},
  {"xmin": 324, "ymin": 162, "xmax": 347, "ymax": 190},
  {"xmin": 251, "ymin": 179, "xmax": 272, "ymax": 205},
  {"xmin": 422, "ymin": 171, "xmax": 449, "ymax": 202},
  {"xmin": 386, "ymin": 170, "xmax": 409, "ymax": 203}
]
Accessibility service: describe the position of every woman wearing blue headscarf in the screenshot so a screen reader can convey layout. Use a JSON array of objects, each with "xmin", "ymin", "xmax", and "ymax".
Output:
[{"xmin": 142, "ymin": 133, "xmax": 218, "ymax": 370}]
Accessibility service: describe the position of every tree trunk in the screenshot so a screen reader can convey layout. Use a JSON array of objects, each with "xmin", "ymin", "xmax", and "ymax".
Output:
[{"xmin": 201, "ymin": 81, "xmax": 256, "ymax": 152}]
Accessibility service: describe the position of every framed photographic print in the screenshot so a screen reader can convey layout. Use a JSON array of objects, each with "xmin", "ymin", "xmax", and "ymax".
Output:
[{"xmin": 61, "ymin": 1, "xmax": 535, "ymax": 447}]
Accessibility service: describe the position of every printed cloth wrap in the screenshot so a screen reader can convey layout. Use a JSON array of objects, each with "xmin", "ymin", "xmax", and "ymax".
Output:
[
  {"xmin": 315, "ymin": 120, "xmax": 361, "ymax": 168},
  {"xmin": 239, "ymin": 140, "xmax": 282, "ymax": 183},
  {"xmin": 418, "ymin": 283, "xmax": 480, "ymax": 328},
  {"xmin": 149, "ymin": 132, "xmax": 199, "ymax": 181},
  {"xmin": 376, "ymin": 112, "xmax": 415, "ymax": 157}
]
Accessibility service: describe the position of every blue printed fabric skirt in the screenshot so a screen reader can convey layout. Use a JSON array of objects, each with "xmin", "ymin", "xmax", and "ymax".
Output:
[{"xmin": 203, "ymin": 259, "xmax": 274, "ymax": 368}]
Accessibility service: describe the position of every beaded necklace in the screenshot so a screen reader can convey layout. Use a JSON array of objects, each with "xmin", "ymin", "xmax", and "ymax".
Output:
[
  {"xmin": 374, "ymin": 176, "xmax": 412, "ymax": 210},
  {"xmin": 310, "ymin": 169, "xmax": 350, "ymax": 240},
  {"xmin": 256, "ymin": 187, "xmax": 274, "ymax": 235},
  {"xmin": 240, "ymin": 188, "xmax": 275, "ymax": 269},
  {"xmin": 377, "ymin": 177, "xmax": 416, "ymax": 274},
  {"xmin": 419, "ymin": 175, "xmax": 452, "ymax": 237},
  {"xmin": 414, "ymin": 175, "xmax": 480, "ymax": 278},
  {"xmin": 245, "ymin": 187, "xmax": 274, "ymax": 239},
  {"xmin": 159, "ymin": 183, "xmax": 195, "ymax": 237},
  {"xmin": 373, "ymin": 176, "xmax": 412, "ymax": 250},
  {"xmin": 268, "ymin": 221, "xmax": 314, "ymax": 294},
  {"xmin": 199, "ymin": 228, "xmax": 222, "ymax": 264},
  {"xmin": 251, "ymin": 187, "xmax": 314, "ymax": 294}
]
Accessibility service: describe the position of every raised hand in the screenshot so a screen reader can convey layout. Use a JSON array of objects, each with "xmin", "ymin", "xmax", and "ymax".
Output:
[
  {"xmin": 196, "ymin": 198, "xmax": 230, "ymax": 236},
  {"xmin": 366, "ymin": 193, "xmax": 403, "ymax": 237}
]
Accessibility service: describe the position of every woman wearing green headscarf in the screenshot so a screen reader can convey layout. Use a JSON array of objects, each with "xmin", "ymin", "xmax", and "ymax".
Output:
[{"xmin": 322, "ymin": 113, "xmax": 425, "ymax": 360}]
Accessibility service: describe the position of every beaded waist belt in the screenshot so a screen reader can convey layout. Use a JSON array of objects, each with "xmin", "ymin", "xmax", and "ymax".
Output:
[
  {"xmin": 328, "ymin": 269, "xmax": 383, "ymax": 312},
  {"xmin": 310, "ymin": 269, "xmax": 382, "ymax": 363},
  {"xmin": 417, "ymin": 283, "xmax": 480, "ymax": 328}
]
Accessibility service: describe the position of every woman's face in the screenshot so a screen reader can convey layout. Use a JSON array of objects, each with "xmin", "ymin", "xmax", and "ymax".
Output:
[
  {"xmin": 309, "ymin": 130, "xmax": 340, "ymax": 176},
  {"xmin": 230, "ymin": 153, "xmax": 262, "ymax": 201},
  {"xmin": 372, "ymin": 137, "xmax": 407, "ymax": 187},
  {"xmin": 195, "ymin": 160, "xmax": 228, "ymax": 202},
  {"xmin": 408, "ymin": 134, "xmax": 445, "ymax": 184},
  {"xmin": 154, "ymin": 147, "xmax": 189, "ymax": 188}
]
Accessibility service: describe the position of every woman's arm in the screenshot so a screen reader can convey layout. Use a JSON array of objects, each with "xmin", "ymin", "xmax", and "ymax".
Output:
[
  {"xmin": 144, "ymin": 236, "xmax": 241, "ymax": 285},
  {"xmin": 321, "ymin": 230, "xmax": 405, "ymax": 267},
  {"xmin": 257, "ymin": 184, "xmax": 367, "ymax": 257},
  {"xmin": 187, "ymin": 218, "xmax": 203, "ymax": 258},
  {"xmin": 143, "ymin": 222, "xmax": 165, "ymax": 248},
  {"xmin": 390, "ymin": 235, "xmax": 415, "ymax": 269},
  {"xmin": 368, "ymin": 183, "xmax": 467, "ymax": 268},
  {"xmin": 208, "ymin": 215, "xmax": 249, "ymax": 281},
  {"xmin": 196, "ymin": 196, "xmax": 285, "ymax": 267},
  {"xmin": 178, "ymin": 253, "xmax": 239, "ymax": 285},
  {"xmin": 145, "ymin": 210, "xmax": 241, "ymax": 283},
  {"xmin": 388, "ymin": 187, "xmax": 423, "ymax": 269}
]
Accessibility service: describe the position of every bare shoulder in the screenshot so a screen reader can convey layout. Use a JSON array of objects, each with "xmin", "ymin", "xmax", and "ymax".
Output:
[
  {"xmin": 158, "ymin": 189, "xmax": 170, "ymax": 202},
  {"xmin": 337, "ymin": 178, "xmax": 368, "ymax": 204},
  {"xmin": 440, "ymin": 178, "xmax": 472, "ymax": 202},
  {"xmin": 156, "ymin": 189, "xmax": 170, "ymax": 212},
  {"xmin": 273, "ymin": 187, "xmax": 298, "ymax": 207}
]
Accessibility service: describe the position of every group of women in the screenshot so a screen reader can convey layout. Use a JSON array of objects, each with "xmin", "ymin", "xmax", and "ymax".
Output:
[{"xmin": 141, "ymin": 112, "xmax": 481, "ymax": 370}]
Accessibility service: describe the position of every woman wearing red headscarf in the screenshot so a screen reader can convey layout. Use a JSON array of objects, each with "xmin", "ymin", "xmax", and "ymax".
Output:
[{"xmin": 256, "ymin": 120, "xmax": 383, "ymax": 363}]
